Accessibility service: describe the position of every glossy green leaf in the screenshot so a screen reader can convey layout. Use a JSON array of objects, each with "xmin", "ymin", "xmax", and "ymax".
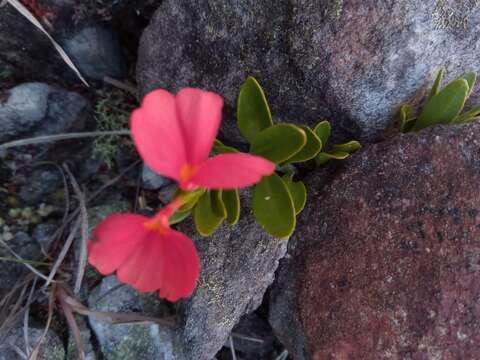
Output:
[
  {"xmin": 213, "ymin": 139, "xmax": 239, "ymax": 154},
  {"xmin": 284, "ymin": 126, "xmax": 322, "ymax": 163},
  {"xmin": 281, "ymin": 175, "xmax": 307, "ymax": 215},
  {"xmin": 169, "ymin": 208, "xmax": 192, "ymax": 225},
  {"xmin": 315, "ymin": 151, "xmax": 350, "ymax": 166},
  {"xmin": 454, "ymin": 105, "xmax": 480, "ymax": 124},
  {"xmin": 461, "ymin": 71, "xmax": 476, "ymax": 96},
  {"xmin": 428, "ymin": 68, "xmax": 444, "ymax": 99},
  {"xmin": 250, "ymin": 124, "xmax": 306, "ymax": 164},
  {"xmin": 398, "ymin": 104, "xmax": 416, "ymax": 133},
  {"xmin": 313, "ymin": 121, "xmax": 331, "ymax": 151},
  {"xmin": 178, "ymin": 189, "xmax": 205, "ymax": 211},
  {"xmin": 222, "ymin": 189, "xmax": 240, "ymax": 225},
  {"xmin": 333, "ymin": 140, "xmax": 362, "ymax": 154},
  {"xmin": 412, "ymin": 78, "xmax": 469, "ymax": 131},
  {"xmin": 237, "ymin": 77, "xmax": 273, "ymax": 143},
  {"xmin": 194, "ymin": 190, "xmax": 226, "ymax": 236},
  {"xmin": 252, "ymin": 173, "xmax": 295, "ymax": 238}
]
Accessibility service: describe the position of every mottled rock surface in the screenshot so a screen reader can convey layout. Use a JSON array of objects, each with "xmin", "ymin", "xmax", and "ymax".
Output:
[
  {"xmin": 175, "ymin": 191, "xmax": 288, "ymax": 360},
  {"xmin": 59, "ymin": 24, "xmax": 126, "ymax": 81},
  {"xmin": 270, "ymin": 122, "xmax": 480, "ymax": 359},
  {"xmin": 87, "ymin": 276, "xmax": 178, "ymax": 360},
  {"xmin": 0, "ymin": 83, "xmax": 89, "ymax": 143},
  {"xmin": 0, "ymin": 326, "xmax": 65, "ymax": 360},
  {"xmin": 141, "ymin": 164, "xmax": 169, "ymax": 190},
  {"xmin": 137, "ymin": 0, "xmax": 480, "ymax": 141}
]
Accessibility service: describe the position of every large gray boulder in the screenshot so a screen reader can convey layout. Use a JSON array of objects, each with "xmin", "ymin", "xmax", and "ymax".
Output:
[{"xmin": 137, "ymin": 0, "xmax": 480, "ymax": 141}]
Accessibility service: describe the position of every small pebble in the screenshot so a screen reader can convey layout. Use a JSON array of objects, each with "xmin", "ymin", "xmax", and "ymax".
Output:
[
  {"xmin": 21, "ymin": 207, "xmax": 33, "ymax": 219},
  {"xmin": 8, "ymin": 208, "xmax": 20, "ymax": 218},
  {"xmin": 2, "ymin": 232, "xmax": 14, "ymax": 241}
]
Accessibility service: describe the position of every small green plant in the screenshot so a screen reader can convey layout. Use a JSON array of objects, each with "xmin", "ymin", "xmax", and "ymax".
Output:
[
  {"xmin": 398, "ymin": 69, "xmax": 480, "ymax": 133},
  {"xmin": 94, "ymin": 89, "xmax": 133, "ymax": 168},
  {"xmin": 173, "ymin": 77, "xmax": 361, "ymax": 238}
]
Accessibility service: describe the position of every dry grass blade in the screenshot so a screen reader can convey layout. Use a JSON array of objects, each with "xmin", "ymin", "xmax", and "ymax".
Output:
[
  {"xmin": 5, "ymin": 0, "xmax": 89, "ymax": 87},
  {"xmin": 63, "ymin": 164, "xmax": 89, "ymax": 294},
  {"xmin": 43, "ymin": 216, "xmax": 81, "ymax": 288},
  {"xmin": 0, "ymin": 277, "xmax": 31, "ymax": 332},
  {"xmin": 58, "ymin": 287, "xmax": 175, "ymax": 327},
  {"xmin": 23, "ymin": 278, "xmax": 38, "ymax": 358},
  {"xmin": 229, "ymin": 336, "xmax": 238, "ymax": 360},
  {"xmin": 231, "ymin": 332, "xmax": 264, "ymax": 344},
  {"xmin": 57, "ymin": 289, "xmax": 85, "ymax": 360},
  {"xmin": 275, "ymin": 349, "xmax": 289, "ymax": 360},
  {"xmin": 103, "ymin": 76, "xmax": 137, "ymax": 96},
  {"xmin": 0, "ymin": 240, "xmax": 50, "ymax": 282},
  {"xmin": 0, "ymin": 130, "xmax": 131, "ymax": 150},
  {"xmin": 27, "ymin": 287, "xmax": 55, "ymax": 360}
]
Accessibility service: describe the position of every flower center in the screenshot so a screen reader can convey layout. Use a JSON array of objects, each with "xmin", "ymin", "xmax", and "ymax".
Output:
[
  {"xmin": 144, "ymin": 217, "xmax": 169, "ymax": 234},
  {"xmin": 179, "ymin": 164, "xmax": 198, "ymax": 182}
]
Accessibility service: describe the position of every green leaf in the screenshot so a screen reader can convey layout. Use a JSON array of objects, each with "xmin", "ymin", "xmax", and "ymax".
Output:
[
  {"xmin": 284, "ymin": 126, "xmax": 322, "ymax": 163},
  {"xmin": 461, "ymin": 71, "xmax": 476, "ymax": 97},
  {"xmin": 454, "ymin": 105, "xmax": 480, "ymax": 124},
  {"xmin": 237, "ymin": 77, "xmax": 273, "ymax": 143},
  {"xmin": 398, "ymin": 104, "xmax": 416, "ymax": 133},
  {"xmin": 178, "ymin": 189, "xmax": 205, "ymax": 211},
  {"xmin": 222, "ymin": 189, "xmax": 240, "ymax": 225},
  {"xmin": 428, "ymin": 68, "xmax": 444, "ymax": 99},
  {"xmin": 281, "ymin": 175, "xmax": 307, "ymax": 215},
  {"xmin": 313, "ymin": 120, "xmax": 331, "ymax": 151},
  {"xmin": 412, "ymin": 78, "xmax": 469, "ymax": 131},
  {"xmin": 253, "ymin": 173, "xmax": 296, "ymax": 238},
  {"xmin": 194, "ymin": 190, "xmax": 226, "ymax": 236},
  {"xmin": 250, "ymin": 124, "xmax": 306, "ymax": 164},
  {"xmin": 169, "ymin": 208, "xmax": 192, "ymax": 225},
  {"xmin": 315, "ymin": 151, "xmax": 350, "ymax": 166},
  {"xmin": 213, "ymin": 139, "xmax": 239, "ymax": 154},
  {"xmin": 333, "ymin": 140, "xmax": 362, "ymax": 154}
]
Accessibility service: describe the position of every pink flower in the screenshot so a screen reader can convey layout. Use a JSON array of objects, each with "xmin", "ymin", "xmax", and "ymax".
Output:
[
  {"xmin": 130, "ymin": 88, "xmax": 275, "ymax": 190},
  {"xmin": 88, "ymin": 87, "xmax": 275, "ymax": 301},
  {"xmin": 88, "ymin": 197, "xmax": 200, "ymax": 302}
]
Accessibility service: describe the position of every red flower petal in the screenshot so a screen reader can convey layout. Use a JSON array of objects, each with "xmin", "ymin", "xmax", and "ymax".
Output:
[
  {"xmin": 116, "ymin": 229, "xmax": 200, "ymax": 301},
  {"xmin": 187, "ymin": 153, "xmax": 276, "ymax": 190},
  {"xmin": 175, "ymin": 88, "xmax": 223, "ymax": 165},
  {"xmin": 131, "ymin": 89, "xmax": 187, "ymax": 181},
  {"xmin": 88, "ymin": 214, "xmax": 149, "ymax": 275}
]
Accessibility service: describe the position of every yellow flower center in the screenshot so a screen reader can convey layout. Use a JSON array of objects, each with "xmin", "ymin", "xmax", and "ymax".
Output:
[{"xmin": 179, "ymin": 164, "xmax": 198, "ymax": 182}]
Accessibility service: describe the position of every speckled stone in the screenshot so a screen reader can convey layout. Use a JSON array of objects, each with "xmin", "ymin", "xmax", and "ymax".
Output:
[
  {"xmin": 175, "ymin": 190, "xmax": 288, "ymax": 360},
  {"xmin": 137, "ymin": 0, "xmax": 480, "ymax": 141},
  {"xmin": 1, "ymin": 326, "xmax": 65, "ymax": 360},
  {"xmin": 270, "ymin": 122, "xmax": 480, "ymax": 359}
]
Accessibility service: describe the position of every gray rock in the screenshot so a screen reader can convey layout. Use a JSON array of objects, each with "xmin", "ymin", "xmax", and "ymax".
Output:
[
  {"xmin": 0, "ymin": 325, "xmax": 65, "ymax": 360},
  {"xmin": 270, "ymin": 122, "xmax": 480, "ymax": 359},
  {"xmin": 19, "ymin": 168, "xmax": 62, "ymax": 205},
  {"xmin": 137, "ymin": 0, "xmax": 480, "ymax": 141},
  {"xmin": 0, "ymin": 83, "xmax": 90, "ymax": 143},
  {"xmin": 60, "ymin": 24, "xmax": 127, "ymax": 81},
  {"xmin": 142, "ymin": 164, "xmax": 169, "ymax": 190},
  {"xmin": 0, "ymin": 3, "xmax": 69, "ymax": 83},
  {"xmin": 87, "ymin": 276, "xmax": 179, "ymax": 360},
  {"xmin": 174, "ymin": 191, "xmax": 288, "ymax": 360},
  {"xmin": 32, "ymin": 223, "xmax": 58, "ymax": 252}
]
